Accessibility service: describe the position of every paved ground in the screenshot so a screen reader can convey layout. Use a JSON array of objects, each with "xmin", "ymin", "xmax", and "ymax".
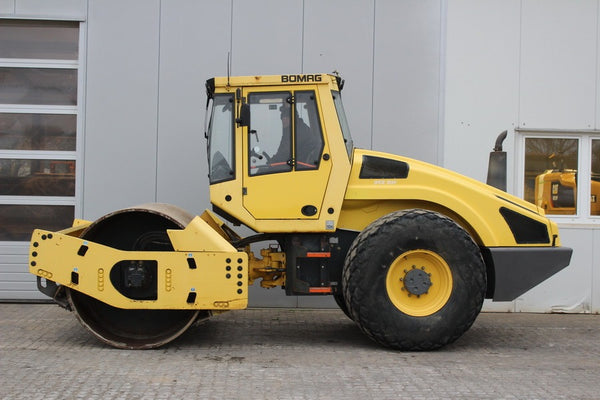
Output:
[{"xmin": 0, "ymin": 304, "xmax": 599, "ymax": 400}]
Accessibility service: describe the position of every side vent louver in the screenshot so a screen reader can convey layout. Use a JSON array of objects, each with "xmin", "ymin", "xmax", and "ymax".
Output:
[
  {"xmin": 499, "ymin": 207, "xmax": 550, "ymax": 244},
  {"xmin": 359, "ymin": 156, "xmax": 409, "ymax": 179}
]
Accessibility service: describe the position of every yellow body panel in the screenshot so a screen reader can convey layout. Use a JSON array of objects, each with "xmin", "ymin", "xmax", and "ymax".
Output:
[
  {"xmin": 242, "ymin": 170, "xmax": 331, "ymax": 219},
  {"xmin": 339, "ymin": 149, "xmax": 558, "ymax": 247},
  {"xmin": 30, "ymin": 228, "xmax": 248, "ymax": 310},
  {"xmin": 167, "ymin": 216, "xmax": 236, "ymax": 252},
  {"xmin": 208, "ymin": 74, "xmax": 558, "ymax": 248}
]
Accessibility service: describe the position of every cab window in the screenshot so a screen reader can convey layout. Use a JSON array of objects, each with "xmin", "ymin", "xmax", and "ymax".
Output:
[
  {"xmin": 294, "ymin": 91, "xmax": 324, "ymax": 171},
  {"xmin": 207, "ymin": 94, "xmax": 235, "ymax": 184},
  {"xmin": 332, "ymin": 90, "xmax": 353, "ymax": 159},
  {"xmin": 248, "ymin": 92, "xmax": 292, "ymax": 175},
  {"xmin": 248, "ymin": 91, "xmax": 324, "ymax": 175}
]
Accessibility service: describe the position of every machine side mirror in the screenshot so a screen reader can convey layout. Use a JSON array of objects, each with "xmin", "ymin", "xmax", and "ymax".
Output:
[
  {"xmin": 237, "ymin": 103, "xmax": 250, "ymax": 127},
  {"xmin": 486, "ymin": 130, "xmax": 508, "ymax": 191}
]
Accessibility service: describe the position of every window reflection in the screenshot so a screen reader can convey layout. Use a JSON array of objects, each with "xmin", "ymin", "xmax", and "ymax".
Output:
[
  {"xmin": 208, "ymin": 94, "xmax": 234, "ymax": 184},
  {"xmin": 295, "ymin": 91, "xmax": 324, "ymax": 171},
  {"xmin": 0, "ymin": 20, "xmax": 79, "ymax": 242},
  {"xmin": 0, "ymin": 113, "xmax": 76, "ymax": 151},
  {"xmin": 525, "ymin": 138, "xmax": 578, "ymax": 215},
  {"xmin": 0, "ymin": 205, "xmax": 73, "ymax": 241},
  {"xmin": 248, "ymin": 92, "xmax": 293, "ymax": 175},
  {"xmin": 0, "ymin": 68, "xmax": 77, "ymax": 105},
  {"xmin": 0, "ymin": 20, "xmax": 78, "ymax": 60},
  {"xmin": 0, "ymin": 159, "xmax": 75, "ymax": 196}
]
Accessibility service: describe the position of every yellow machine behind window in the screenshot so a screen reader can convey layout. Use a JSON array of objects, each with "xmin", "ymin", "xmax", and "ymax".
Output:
[{"xmin": 535, "ymin": 169, "xmax": 600, "ymax": 215}]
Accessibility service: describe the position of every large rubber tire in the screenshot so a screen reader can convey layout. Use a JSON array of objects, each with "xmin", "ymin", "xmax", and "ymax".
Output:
[
  {"xmin": 342, "ymin": 209, "xmax": 486, "ymax": 350},
  {"xmin": 333, "ymin": 292, "xmax": 353, "ymax": 320}
]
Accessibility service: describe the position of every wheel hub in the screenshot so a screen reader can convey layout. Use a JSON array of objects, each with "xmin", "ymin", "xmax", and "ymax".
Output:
[
  {"xmin": 403, "ymin": 267, "xmax": 432, "ymax": 296},
  {"xmin": 385, "ymin": 249, "xmax": 453, "ymax": 317}
]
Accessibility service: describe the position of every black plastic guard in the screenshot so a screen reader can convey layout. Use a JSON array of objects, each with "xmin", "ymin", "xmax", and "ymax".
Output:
[
  {"xmin": 36, "ymin": 277, "xmax": 70, "ymax": 309},
  {"xmin": 483, "ymin": 246, "xmax": 573, "ymax": 301}
]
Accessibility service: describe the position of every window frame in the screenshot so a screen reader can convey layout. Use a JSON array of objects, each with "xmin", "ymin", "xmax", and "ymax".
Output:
[
  {"xmin": 0, "ymin": 19, "xmax": 84, "ymax": 243},
  {"xmin": 245, "ymin": 89, "xmax": 327, "ymax": 176},
  {"xmin": 516, "ymin": 128, "xmax": 599, "ymax": 225},
  {"xmin": 246, "ymin": 90, "xmax": 294, "ymax": 177},
  {"xmin": 207, "ymin": 93, "xmax": 235, "ymax": 184},
  {"xmin": 331, "ymin": 90, "xmax": 353, "ymax": 160},
  {"xmin": 293, "ymin": 90, "xmax": 325, "ymax": 171}
]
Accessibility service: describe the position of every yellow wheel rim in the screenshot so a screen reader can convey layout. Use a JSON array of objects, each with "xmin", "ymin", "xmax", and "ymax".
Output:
[{"xmin": 385, "ymin": 249, "xmax": 453, "ymax": 317}]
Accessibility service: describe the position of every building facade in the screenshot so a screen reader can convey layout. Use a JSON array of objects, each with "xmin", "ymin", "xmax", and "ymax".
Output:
[{"xmin": 0, "ymin": 0, "xmax": 598, "ymax": 312}]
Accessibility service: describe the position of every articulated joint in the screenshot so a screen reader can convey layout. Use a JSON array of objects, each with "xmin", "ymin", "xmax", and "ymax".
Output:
[{"xmin": 248, "ymin": 246, "xmax": 286, "ymax": 288}]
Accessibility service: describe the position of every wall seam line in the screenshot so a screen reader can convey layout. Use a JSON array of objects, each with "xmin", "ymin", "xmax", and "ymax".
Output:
[
  {"xmin": 370, "ymin": 0, "xmax": 377, "ymax": 150},
  {"xmin": 154, "ymin": 0, "xmax": 162, "ymax": 203}
]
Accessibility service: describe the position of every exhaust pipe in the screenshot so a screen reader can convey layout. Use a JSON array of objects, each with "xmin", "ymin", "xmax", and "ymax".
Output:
[{"xmin": 486, "ymin": 130, "xmax": 508, "ymax": 191}]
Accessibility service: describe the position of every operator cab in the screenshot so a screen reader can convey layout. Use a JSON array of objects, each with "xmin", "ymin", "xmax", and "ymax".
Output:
[{"xmin": 204, "ymin": 74, "xmax": 353, "ymax": 232}]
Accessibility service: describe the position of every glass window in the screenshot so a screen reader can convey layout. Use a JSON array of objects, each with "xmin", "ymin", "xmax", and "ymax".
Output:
[
  {"xmin": 0, "ymin": 159, "xmax": 75, "ymax": 196},
  {"xmin": 0, "ymin": 68, "xmax": 78, "ymax": 105},
  {"xmin": 207, "ymin": 94, "xmax": 235, "ymax": 184},
  {"xmin": 294, "ymin": 91, "xmax": 324, "ymax": 171},
  {"xmin": 0, "ymin": 113, "xmax": 76, "ymax": 151},
  {"xmin": 332, "ymin": 91, "xmax": 353, "ymax": 159},
  {"xmin": 592, "ymin": 139, "xmax": 599, "ymax": 216},
  {"xmin": 0, "ymin": 205, "xmax": 74, "ymax": 241},
  {"xmin": 0, "ymin": 20, "xmax": 78, "ymax": 60},
  {"xmin": 0, "ymin": 20, "xmax": 80, "ymax": 242},
  {"xmin": 248, "ymin": 92, "xmax": 293, "ymax": 175},
  {"xmin": 525, "ymin": 138, "xmax": 578, "ymax": 215}
]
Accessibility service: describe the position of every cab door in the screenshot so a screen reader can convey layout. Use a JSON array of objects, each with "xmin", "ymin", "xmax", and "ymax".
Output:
[{"xmin": 241, "ymin": 89, "xmax": 332, "ymax": 220}]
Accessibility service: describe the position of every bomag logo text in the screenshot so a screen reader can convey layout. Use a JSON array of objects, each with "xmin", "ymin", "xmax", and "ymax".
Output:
[{"xmin": 281, "ymin": 74, "xmax": 322, "ymax": 83}]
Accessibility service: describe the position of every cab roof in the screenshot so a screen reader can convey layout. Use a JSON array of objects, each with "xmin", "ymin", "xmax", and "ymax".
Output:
[{"xmin": 207, "ymin": 73, "xmax": 343, "ymax": 95}]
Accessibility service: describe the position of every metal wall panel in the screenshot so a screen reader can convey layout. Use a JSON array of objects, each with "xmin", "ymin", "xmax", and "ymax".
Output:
[
  {"xmin": 0, "ymin": 247, "xmax": 44, "ymax": 300},
  {"xmin": 371, "ymin": 0, "xmax": 442, "ymax": 164},
  {"xmin": 83, "ymin": 0, "xmax": 161, "ymax": 219},
  {"xmin": 15, "ymin": 0, "xmax": 85, "ymax": 18},
  {"xmin": 519, "ymin": 0, "xmax": 597, "ymax": 130},
  {"xmin": 0, "ymin": 0, "xmax": 14, "ymax": 13},
  {"xmin": 231, "ymin": 0, "xmax": 303, "ymax": 75},
  {"xmin": 593, "ymin": 229, "xmax": 600, "ymax": 312},
  {"xmin": 303, "ymin": 0, "xmax": 375, "ymax": 150},
  {"xmin": 156, "ymin": 0, "xmax": 231, "ymax": 215},
  {"xmin": 597, "ymin": 1, "xmax": 600, "ymax": 131},
  {"xmin": 444, "ymin": 0, "xmax": 520, "ymax": 185}
]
